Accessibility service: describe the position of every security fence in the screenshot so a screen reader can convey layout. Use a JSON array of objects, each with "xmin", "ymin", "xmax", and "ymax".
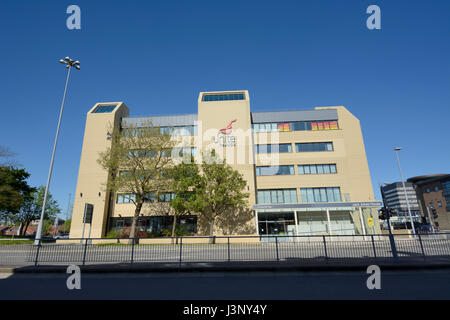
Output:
[{"xmin": 1, "ymin": 233, "xmax": 450, "ymax": 266}]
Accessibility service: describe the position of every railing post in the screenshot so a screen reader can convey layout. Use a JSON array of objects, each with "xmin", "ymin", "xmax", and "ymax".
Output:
[
  {"xmin": 371, "ymin": 235, "xmax": 377, "ymax": 259},
  {"xmin": 179, "ymin": 237, "xmax": 183, "ymax": 264},
  {"xmin": 323, "ymin": 236, "xmax": 328, "ymax": 261},
  {"xmin": 227, "ymin": 237, "xmax": 231, "ymax": 262},
  {"xmin": 34, "ymin": 239, "xmax": 41, "ymax": 266},
  {"xmin": 82, "ymin": 238, "xmax": 89, "ymax": 266},
  {"xmin": 275, "ymin": 236, "xmax": 279, "ymax": 261},
  {"xmin": 130, "ymin": 238, "xmax": 135, "ymax": 265},
  {"xmin": 418, "ymin": 233, "xmax": 426, "ymax": 259},
  {"xmin": 389, "ymin": 233, "xmax": 398, "ymax": 260}
]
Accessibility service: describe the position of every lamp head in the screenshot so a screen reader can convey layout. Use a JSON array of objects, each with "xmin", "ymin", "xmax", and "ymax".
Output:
[{"xmin": 394, "ymin": 147, "xmax": 402, "ymax": 151}]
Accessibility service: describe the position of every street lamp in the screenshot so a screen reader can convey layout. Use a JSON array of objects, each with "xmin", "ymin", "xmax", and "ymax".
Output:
[
  {"xmin": 394, "ymin": 147, "xmax": 416, "ymax": 235},
  {"xmin": 34, "ymin": 57, "xmax": 80, "ymax": 245}
]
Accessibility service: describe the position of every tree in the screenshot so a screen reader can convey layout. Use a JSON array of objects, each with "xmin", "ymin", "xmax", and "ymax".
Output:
[
  {"xmin": 0, "ymin": 166, "xmax": 35, "ymax": 216},
  {"xmin": 97, "ymin": 121, "xmax": 175, "ymax": 241},
  {"xmin": 16, "ymin": 186, "xmax": 61, "ymax": 236},
  {"xmin": 0, "ymin": 146, "xmax": 18, "ymax": 167},
  {"xmin": 63, "ymin": 218, "xmax": 71, "ymax": 234},
  {"xmin": 171, "ymin": 153, "xmax": 249, "ymax": 242},
  {"xmin": 170, "ymin": 156, "xmax": 202, "ymax": 239}
]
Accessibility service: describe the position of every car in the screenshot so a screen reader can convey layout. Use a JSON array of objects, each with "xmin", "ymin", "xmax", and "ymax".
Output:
[
  {"xmin": 418, "ymin": 225, "xmax": 434, "ymax": 233},
  {"xmin": 54, "ymin": 233, "xmax": 69, "ymax": 239}
]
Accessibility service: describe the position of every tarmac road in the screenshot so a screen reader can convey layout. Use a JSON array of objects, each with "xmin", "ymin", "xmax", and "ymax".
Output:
[{"xmin": 1, "ymin": 268, "xmax": 450, "ymax": 299}]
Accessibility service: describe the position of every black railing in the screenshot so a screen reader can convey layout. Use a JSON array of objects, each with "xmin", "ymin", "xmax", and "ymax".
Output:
[{"xmin": 0, "ymin": 233, "xmax": 450, "ymax": 266}]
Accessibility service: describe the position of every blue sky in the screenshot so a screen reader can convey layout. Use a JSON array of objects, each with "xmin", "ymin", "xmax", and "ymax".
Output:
[{"xmin": 1, "ymin": 0, "xmax": 449, "ymax": 217}]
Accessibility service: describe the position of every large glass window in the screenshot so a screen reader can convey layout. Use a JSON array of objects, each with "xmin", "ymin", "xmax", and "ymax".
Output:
[
  {"xmin": 256, "ymin": 144, "xmax": 292, "ymax": 153},
  {"xmin": 256, "ymin": 165, "xmax": 294, "ymax": 176},
  {"xmin": 93, "ymin": 105, "xmax": 117, "ymax": 113},
  {"xmin": 253, "ymin": 120, "xmax": 338, "ymax": 132},
  {"xmin": 257, "ymin": 189, "xmax": 298, "ymax": 204},
  {"xmin": 296, "ymin": 142, "xmax": 333, "ymax": 152},
  {"xmin": 300, "ymin": 187, "xmax": 341, "ymax": 203},
  {"xmin": 203, "ymin": 93, "xmax": 245, "ymax": 101}
]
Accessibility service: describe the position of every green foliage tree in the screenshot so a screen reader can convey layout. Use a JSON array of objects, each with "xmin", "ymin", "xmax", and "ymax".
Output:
[
  {"xmin": 97, "ymin": 121, "xmax": 175, "ymax": 241},
  {"xmin": 62, "ymin": 218, "xmax": 71, "ymax": 233},
  {"xmin": 0, "ymin": 166, "xmax": 35, "ymax": 217},
  {"xmin": 16, "ymin": 186, "xmax": 61, "ymax": 236},
  {"xmin": 171, "ymin": 153, "xmax": 249, "ymax": 242},
  {"xmin": 170, "ymin": 157, "xmax": 202, "ymax": 238}
]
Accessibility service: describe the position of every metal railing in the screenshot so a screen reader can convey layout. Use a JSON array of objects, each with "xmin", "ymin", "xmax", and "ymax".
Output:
[{"xmin": 0, "ymin": 233, "xmax": 450, "ymax": 266}]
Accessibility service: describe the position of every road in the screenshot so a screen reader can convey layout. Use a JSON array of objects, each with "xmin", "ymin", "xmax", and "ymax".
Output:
[{"xmin": 1, "ymin": 268, "xmax": 450, "ymax": 299}]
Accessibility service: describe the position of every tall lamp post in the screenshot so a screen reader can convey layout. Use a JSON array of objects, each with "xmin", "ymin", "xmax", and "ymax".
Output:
[
  {"xmin": 394, "ymin": 147, "xmax": 416, "ymax": 235},
  {"xmin": 34, "ymin": 57, "xmax": 80, "ymax": 245}
]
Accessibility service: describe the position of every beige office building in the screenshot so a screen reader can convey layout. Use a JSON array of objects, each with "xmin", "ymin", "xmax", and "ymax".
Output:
[{"xmin": 69, "ymin": 90, "xmax": 381, "ymax": 239}]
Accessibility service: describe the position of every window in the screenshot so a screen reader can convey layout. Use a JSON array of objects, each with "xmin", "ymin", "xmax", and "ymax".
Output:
[
  {"xmin": 93, "ymin": 105, "xmax": 117, "ymax": 113},
  {"xmin": 257, "ymin": 189, "xmax": 298, "ymax": 204},
  {"xmin": 253, "ymin": 120, "xmax": 338, "ymax": 132},
  {"xmin": 298, "ymin": 164, "xmax": 337, "ymax": 175},
  {"xmin": 116, "ymin": 193, "xmax": 136, "ymax": 204},
  {"xmin": 256, "ymin": 165, "xmax": 294, "ymax": 176},
  {"xmin": 162, "ymin": 125, "xmax": 197, "ymax": 136},
  {"xmin": 256, "ymin": 144, "xmax": 292, "ymax": 153},
  {"xmin": 158, "ymin": 192, "xmax": 175, "ymax": 202},
  {"xmin": 434, "ymin": 186, "xmax": 439, "ymax": 192},
  {"xmin": 300, "ymin": 187, "xmax": 341, "ymax": 203},
  {"xmin": 203, "ymin": 93, "xmax": 245, "ymax": 101},
  {"xmin": 144, "ymin": 192, "xmax": 156, "ymax": 203},
  {"xmin": 295, "ymin": 142, "xmax": 333, "ymax": 152},
  {"xmin": 437, "ymin": 201, "xmax": 442, "ymax": 207},
  {"xmin": 173, "ymin": 147, "xmax": 196, "ymax": 158}
]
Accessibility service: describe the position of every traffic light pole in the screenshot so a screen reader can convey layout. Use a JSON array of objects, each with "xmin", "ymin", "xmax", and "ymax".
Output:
[{"xmin": 380, "ymin": 185, "xmax": 398, "ymax": 260}]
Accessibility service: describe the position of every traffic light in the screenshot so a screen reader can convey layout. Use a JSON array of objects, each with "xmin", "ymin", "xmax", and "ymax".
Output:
[
  {"xmin": 378, "ymin": 207, "xmax": 388, "ymax": 220},
  {"xmin": 378, "ymin": 207, "xmax": 395, "ymax": 220}
]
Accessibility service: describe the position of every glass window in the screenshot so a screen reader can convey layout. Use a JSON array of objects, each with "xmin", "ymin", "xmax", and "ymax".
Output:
[
  {"xmin": 323, "ymin": 164, "xmax": 330, "ymax": 174},
  {"xmin": 310, "ymin": 165, "xmax": 317, "ymax": 174},
  {"xmin": 203, "ymin": 93, "xmax": 245, "ymax": 101},
  {"xmin": 327, "ymin": 143, "xmax": 333, "ymax": 151},
  {"xmin": 298, "ymin": 165, "xmax": 304, "ymax": 175},
  {"xmin": 304, "ymin": 165, "xmax": 310, "ymax": 174},
  {"xmin": 295, "ymin": 142, "xmax": 333, "ymax": 152},
  {"xmin": 279, "ymin": 144, "xmax": 292, "ymax": 153},
  {"xmin": 320, "ymin": 188, "xmax": 327, "ymax": 202},
  {"xmin": 317, "ymin": 164, "xmax": 324, "ymax": 174},
  {"xmin": 307, "ymin": 188, "xmax": 314, "ymax": 203},
  {"xmin": 300, "ymin": 188, "xmax": 307, "ymax": 203},
  {"xmin": 330, "ymin": 164, "xmax": 337, "ymax": 173},
  {"xmin": 93, "ymin": 105, "xmax": 116, "ymax": 113},
  {"xmin": 313, "ymin": 188, "xmax": 321, "ymax": 202},
  {"xmin": 327, "ymin": 188, "xmax": 335, "ymax": 202},
  {"xmin": 333, "ymin": 188, "xmax": 341, "ymax": 202}
]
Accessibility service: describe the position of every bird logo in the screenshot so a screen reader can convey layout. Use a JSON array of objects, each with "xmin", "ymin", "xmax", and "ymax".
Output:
[{"xmin": 219, "ymin": 119, "xmax": 237, "ymax": 135}]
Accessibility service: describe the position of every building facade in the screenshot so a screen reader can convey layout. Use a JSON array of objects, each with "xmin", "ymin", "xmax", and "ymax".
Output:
[
  {"xmin": 408, "ymin": 174, "xmax": 450, "ymax": 230},
  {"xmin": 69, "ymin": 90, "xmax": 381, "ymax": 239},
  {"xmin": 380, "ymin": 182, "xmax": 422, "ymax": 229}
]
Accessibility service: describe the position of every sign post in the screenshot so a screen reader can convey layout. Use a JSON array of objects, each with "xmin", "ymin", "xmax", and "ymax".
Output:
[{"xmin": 80, "ymin": 203, "xmax": 94, "ymax": 244}]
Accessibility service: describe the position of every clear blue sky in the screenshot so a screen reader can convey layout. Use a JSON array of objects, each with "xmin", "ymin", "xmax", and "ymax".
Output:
[{"xmin": 1, "ymin": 0, "xmax": 449, "ymax": 217}]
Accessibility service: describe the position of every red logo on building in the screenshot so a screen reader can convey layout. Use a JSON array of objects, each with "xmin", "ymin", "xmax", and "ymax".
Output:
[{"xmin": 219, "ymin": 119, "xmax": 237, "ymax": 135}]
